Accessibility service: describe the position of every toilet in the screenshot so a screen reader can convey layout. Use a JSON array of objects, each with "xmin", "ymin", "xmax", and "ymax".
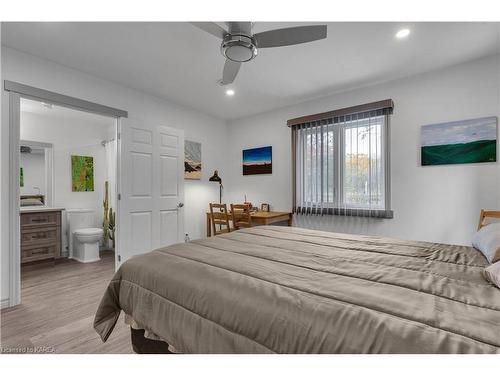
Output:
[{"xmin": 67, "ymin": 209, "xmax": 103, "ymax": 263}]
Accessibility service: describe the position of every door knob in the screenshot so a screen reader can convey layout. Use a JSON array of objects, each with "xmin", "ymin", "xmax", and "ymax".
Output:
[{"xmin": 177, "ymin": 203, "xmax": 184, "ymax": 208}]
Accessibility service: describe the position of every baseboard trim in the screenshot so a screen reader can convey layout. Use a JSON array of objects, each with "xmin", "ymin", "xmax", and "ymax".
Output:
[{"xmin": 1, "ymin": 298, "xmax": 11, "ymax": 309}]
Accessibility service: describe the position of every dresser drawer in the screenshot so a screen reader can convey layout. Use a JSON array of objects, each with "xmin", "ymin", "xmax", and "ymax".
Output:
[
  {"xmin": 21, "ymin": 226, "xmax": 59, "ymax": 246},
  {"xmin": 22, "ymin": 245, "xmax": 57, "ymax": 263},
  {"xmin": 21, "ymin": 211, "xmax": 61, "ymax": 227}
]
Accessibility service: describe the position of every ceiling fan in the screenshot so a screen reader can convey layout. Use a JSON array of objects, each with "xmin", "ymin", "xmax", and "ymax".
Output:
[{"xmin": 191, "ymin": 22, "xmax": 327, "ymax": 86}]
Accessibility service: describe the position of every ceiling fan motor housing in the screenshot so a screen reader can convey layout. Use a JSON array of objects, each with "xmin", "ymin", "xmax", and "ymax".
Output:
[{"xmin": 220, "ymin": 34, "xmax": 257, "ymax": 62}]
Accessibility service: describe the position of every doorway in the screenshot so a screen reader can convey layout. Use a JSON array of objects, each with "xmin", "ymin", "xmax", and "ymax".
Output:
[
  {"xmin": 20, "ymin": 97, "xmax": 117, "ymax": 264},
  {"xmin": 5, "ymin": 81, "xmax": 127, "ymax": 307}
]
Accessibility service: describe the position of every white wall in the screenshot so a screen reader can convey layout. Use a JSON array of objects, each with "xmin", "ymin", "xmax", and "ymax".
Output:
[
  {"xmin": 21, "ymin": 111, "xmax": 112, "ymax": 220},
  {"xmin": 226, "ymin": 55, "xmax": 500, "ymax": 246},
  {"xmin": 19, "ymin": 151, "xmax": 46, "ymax": 196},
  {"xmin": 1, "ymin": 47, "xmax": 228, "ymax": 304}
]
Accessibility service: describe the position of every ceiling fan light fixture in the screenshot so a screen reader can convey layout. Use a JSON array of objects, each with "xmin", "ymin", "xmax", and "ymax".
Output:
[{"xmin": 221, "ymin": 34, "xmax": 257, "ymax": 62}]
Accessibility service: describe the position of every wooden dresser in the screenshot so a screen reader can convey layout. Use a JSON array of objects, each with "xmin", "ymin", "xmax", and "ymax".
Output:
[{"xmin": 20, "ymin": 209, "xmax": 62, "ymax": 264}]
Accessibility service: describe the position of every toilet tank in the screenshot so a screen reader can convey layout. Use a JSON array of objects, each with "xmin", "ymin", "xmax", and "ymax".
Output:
[{"xmin": 67, "ymin": 209, "xmax": 96, "ymax": 258}]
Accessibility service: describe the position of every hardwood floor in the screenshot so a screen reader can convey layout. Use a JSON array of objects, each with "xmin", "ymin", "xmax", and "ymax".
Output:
[{"xmin": 0, "ymin": 251, "xmax": 133, "ymax": 354}]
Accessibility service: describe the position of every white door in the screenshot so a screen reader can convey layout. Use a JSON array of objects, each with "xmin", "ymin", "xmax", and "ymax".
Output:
[{"xmin": 117, "ymin": 119, "xmax": 184, "ymax": 265}]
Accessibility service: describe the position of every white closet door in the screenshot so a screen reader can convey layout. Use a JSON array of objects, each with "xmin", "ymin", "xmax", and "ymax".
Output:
[{"xmin": 117, "ymin": 119, "xmax": 184, "ymax": 265}]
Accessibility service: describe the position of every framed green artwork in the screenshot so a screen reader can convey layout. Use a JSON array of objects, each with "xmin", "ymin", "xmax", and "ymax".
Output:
[
  {"xmin": 421, "ymin": 117, "xmax": 497, "ymax": 166},
  {"xmin": 71, "ymin": 155, "xmax": 94, "ymax": 192}
]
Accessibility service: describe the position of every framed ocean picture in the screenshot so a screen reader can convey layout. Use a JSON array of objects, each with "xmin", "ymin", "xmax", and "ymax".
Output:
[
  {"xmin": 184, "ymin": 140, "xmax": 202, "ymax": 180},
  {"xmin": 243, "ymin": 146, "xmax": 272, "ymax": 175},
  {"xmin": 421, "ymin": 117, "xmax": 497, "ymax": 166},
  {"xmin": 71, "ymin": 155, "xmax": 94, "ymax": 191}
]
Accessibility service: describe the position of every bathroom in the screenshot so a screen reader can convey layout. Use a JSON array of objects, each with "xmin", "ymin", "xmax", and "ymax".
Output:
[{"xmin": 19, "ymin": 98, "xmax": 117, "ymax": 269}]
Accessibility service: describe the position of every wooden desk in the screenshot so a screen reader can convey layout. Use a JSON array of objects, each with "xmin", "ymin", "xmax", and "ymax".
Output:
[{"xmin": 206, "ymin": 211, "xmax": 293, "ymax": 237}]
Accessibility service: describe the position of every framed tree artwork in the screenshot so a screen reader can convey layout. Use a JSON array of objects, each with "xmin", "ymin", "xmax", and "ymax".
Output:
[{"xmin": 71, "ymin": 155, "xmax": 94, "ymax": 192}]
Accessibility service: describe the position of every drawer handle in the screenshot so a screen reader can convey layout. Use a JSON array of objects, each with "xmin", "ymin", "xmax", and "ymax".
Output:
[
  {"xmin": 31, "ymin": 218, "xmax": 48, "ymax": 222},
  {"xmin": 31, "ymin": 248, "xmax": 48, "ymax": 254},
  {"xmin": 32, "ymin": 233, "xmax": 48, "ymax": 239}
]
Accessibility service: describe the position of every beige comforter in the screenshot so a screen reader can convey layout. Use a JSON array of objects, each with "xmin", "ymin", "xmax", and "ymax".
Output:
[{"xmin": 94, "ymin": 226, "xmax": 500, "ymax": 353}]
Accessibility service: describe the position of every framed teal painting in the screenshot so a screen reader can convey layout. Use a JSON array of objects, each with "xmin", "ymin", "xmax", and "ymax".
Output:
[{"xmin": 421, "ymin": 117, "xmax": 497, "ymax": 166}]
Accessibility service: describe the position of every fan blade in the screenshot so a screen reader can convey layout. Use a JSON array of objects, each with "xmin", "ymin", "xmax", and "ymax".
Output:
[
  {"xmin": 221, "ymin": 59, "xmax": 241, "ymax": 85},
  {"xmin": 190, "ymin": 22, "xmax": 228, "ymax": 39},
  {"xmin": 254, "ymin": 25, "xmax": 327, "ymax": 48}
]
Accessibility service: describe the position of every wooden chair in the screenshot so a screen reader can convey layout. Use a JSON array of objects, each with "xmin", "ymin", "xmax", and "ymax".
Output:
[
  {"xmin": 231, "ymin": 204, "xmax": 252, "ymax": 230},
  {"xmin": 477, "ymin": 209, "xmax": 500, "ymax": 230},
  {"xmin": 209, "ymin": 203, "xmax": 231, "ymax": 236}
]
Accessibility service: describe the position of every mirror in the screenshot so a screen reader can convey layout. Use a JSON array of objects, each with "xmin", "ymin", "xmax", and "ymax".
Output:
[{"xmin": 19, "ymin": 140, "xmax": 54, "ymax": 207}]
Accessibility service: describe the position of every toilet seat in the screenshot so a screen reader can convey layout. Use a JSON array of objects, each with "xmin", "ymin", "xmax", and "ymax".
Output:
[{"xmin": 74, "ymin": 228, "xmax": 103, "ymax": 236}]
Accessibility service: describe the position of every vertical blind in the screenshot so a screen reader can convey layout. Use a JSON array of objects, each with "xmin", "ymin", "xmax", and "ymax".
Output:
[{"xmin": 290, "ymin": 100, "xmax": 394, "ymax": 218}]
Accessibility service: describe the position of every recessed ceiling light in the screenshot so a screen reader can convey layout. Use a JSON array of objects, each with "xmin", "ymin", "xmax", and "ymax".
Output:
[
  {"xmin": 395, "ymin": 28, "xmax": 410, "ymax": 39},
  {"xmin": 225, "ymin": 89, "xmax": 235, "ymax": 96}
]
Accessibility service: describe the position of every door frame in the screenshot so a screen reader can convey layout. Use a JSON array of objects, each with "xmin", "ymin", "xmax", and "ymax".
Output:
[{"xmin": 4, "ymin": 80, "xmax": 128, "ymax": 307}]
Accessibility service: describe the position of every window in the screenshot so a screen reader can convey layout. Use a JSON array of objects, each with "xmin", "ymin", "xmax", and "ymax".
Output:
[{"xmin": 291, "ymin": 100, "xmax": 393, "ymax": 218}]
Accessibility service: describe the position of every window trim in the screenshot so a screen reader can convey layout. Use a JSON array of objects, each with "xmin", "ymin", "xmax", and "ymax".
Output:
[
  {"xmin": 290, "ymin": 100, "xmax": 393, "ymax": 219},
  {"xmin": 287, "ymin": 99, "xmax": 393, "ymax": 127}
]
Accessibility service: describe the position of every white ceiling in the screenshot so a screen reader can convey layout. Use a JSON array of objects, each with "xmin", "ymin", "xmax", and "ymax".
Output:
[{"xmin": 3, "ymin": 22, "xmax": 500, "ymax": 120}]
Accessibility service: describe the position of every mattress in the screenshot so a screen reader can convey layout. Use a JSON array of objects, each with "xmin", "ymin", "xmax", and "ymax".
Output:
[{"xmin": 94, "ymin": 225, "xmax": 500, "ymax": 353}]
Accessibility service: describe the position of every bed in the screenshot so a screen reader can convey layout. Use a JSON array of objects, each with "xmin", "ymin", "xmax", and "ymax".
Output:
[{"xmin": 94, "ymin": 225, "xmax": 500, "ymax": 354}]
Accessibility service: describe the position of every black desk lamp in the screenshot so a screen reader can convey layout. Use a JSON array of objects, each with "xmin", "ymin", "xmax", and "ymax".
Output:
[{"xmin": 209, "ymin": 170, "xmax": 223, "ymax": 204}]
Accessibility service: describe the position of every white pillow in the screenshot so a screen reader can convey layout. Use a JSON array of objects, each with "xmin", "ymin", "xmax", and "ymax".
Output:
[
  {"xmin": 472, "ymin": 222, "xmax": 500, "ymax": 263},
  {"xmin": 484, "ymin": 261, "xmax": 500, "ymax": 288}
]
